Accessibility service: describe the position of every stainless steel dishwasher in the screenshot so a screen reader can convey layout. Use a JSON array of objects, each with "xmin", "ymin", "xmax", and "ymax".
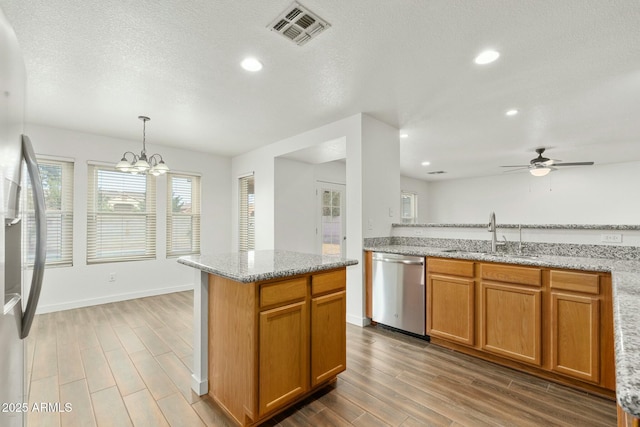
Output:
[{"xmin": 372, "ymin": 252, "xmax": 425, "ymax": 335}]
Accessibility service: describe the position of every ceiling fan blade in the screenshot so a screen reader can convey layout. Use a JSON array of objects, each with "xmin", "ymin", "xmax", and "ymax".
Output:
[
  {"xmin": 500, "ymin": 165, "xmax": 529, "ymax": 168},
  {"xmin": 553, "ymin": 162, "xmax": 595, "ymax": 166},
  {"xmin": 502, "ymin": 167, "xmax": 530, "ymax": 173}
]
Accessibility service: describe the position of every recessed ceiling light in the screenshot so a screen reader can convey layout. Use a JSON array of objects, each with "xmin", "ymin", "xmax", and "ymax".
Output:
[
  {"xmin": 421, "ymin": 161, "xmax": 431, "ymax": 166},
  {"xmin": 474, "ymin": 50, "xmax": 500, "ymax": 65},
  {"xmin": 400, "ymin": 133, "xmax": 409, "ymax": 138},
  {"xmin": 241, "ymin": 57, "xmax": 263, "ymax": 72},
  {"xmin": 505, "ymin": 109, "xmax": 519, "ymax": 116}
]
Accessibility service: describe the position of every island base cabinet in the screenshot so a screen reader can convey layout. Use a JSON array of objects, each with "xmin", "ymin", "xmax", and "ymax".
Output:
[
  {"xmin": 208, "ymin": 268, "xmax": 348, "ymax": 427},
  {"xmin": 311, "ymin": 290, "xmax": 346, "ymax": 386},
  {"xmin": 481, "ymin": 282, "xmax": 542, "ymax": 366},
  {"xmin": 259, "ymin": 301, "xmax": 309, "ymax": 417}
]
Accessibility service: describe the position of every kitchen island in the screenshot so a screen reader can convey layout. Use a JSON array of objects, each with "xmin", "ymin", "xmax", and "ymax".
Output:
[{"xmin": 178, "ymin": 250, "xmax": 358, "ymax": 427}]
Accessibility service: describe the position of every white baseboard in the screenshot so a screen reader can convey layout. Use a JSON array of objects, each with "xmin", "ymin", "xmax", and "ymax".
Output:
[
  {"xmin": 191, "ymin": 374, "xmax": 208, "ymax": 396},
  {"xmin": 346, "ymin": 313, "xmax": 369, "ymax": 327},
  {"xmin": 35, "ymin": 284, "xmax": 194, "ymax": 314}
]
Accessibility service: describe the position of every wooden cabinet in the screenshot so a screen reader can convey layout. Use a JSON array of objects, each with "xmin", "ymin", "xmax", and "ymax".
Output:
[
  {"xmin": 481, "ymin": 281, "xmax": 542, "ymax": 365},
  {"xmin": 208, "ymin": 268, "xmax": 347, "ymax": 426},
  {"xmin": 311, "ymin": 290, "xmax": 346, "ymax": 386},
  {"xmin": 424, "ymin": 258, "xmax": 614, "ymax": 396},
  {"xmin": 480, "ymin": 264, "xmax": 542, "ymax": 366},
  {"xmin": 618, "ymin": 404, "xmax": 640, "ymax": 427},
  {"xmin": 259, "ymin": 300, "xmax": 308, "ymax": 416},
  {"xmin": 550, "ymin": 270, "xmax": 600, "ymax": 383},
  {"xmin": 427, "ymin": 259, "xmax": 475, "ymax": 346},
  {"xmin": 310, "ymin": 269, "xmax": 347, "ymax": 387}
]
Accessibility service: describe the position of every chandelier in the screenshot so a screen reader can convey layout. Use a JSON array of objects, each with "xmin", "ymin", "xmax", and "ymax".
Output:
[{"xmin": 115, "ymin": 116, "xmax": 169, "ymax": 176}]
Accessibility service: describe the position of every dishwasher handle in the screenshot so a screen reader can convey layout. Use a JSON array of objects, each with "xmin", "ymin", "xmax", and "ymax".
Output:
[{"xmin": 375, "ymin": 257, "xmax": 424, "ymax": 266}]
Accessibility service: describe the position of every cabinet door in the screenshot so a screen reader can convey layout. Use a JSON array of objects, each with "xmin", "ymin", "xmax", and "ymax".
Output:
[
  {"xmin": 481, "ymin": 282, "xmax": 542, "ymax": 366},
  {"xmin": 311, "ymin": 290, "xmax": 346, "ymax": 387},
  {"xmin": 259, "ymin": 301, "xmax": 308, "ymax": 416},
  {"xmin": 550, "ymin": 292, "xmax": 600, "ymax": 383},
  {"xmin": 427, "ymin": 274, "xmax": 475, "ymax": 345}
]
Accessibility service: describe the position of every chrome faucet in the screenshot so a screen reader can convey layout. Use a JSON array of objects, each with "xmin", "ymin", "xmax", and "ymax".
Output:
[
  {"xmin": 518, "ymin": 224, "xmax": 523, "ymax": 254},
  {"xmin": 488, "ymin": 212, "xmax": 506, "ymax": 253}
]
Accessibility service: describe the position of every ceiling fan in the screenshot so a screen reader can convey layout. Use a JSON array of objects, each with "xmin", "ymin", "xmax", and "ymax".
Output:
[{"xmin": 501, "ymin": 148, "xmax": 595, "ymax": 177}]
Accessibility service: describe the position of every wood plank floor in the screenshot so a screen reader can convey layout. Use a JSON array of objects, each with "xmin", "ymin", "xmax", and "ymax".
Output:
[{"xmin": 25, "ymin": 291, "xmax": 616, "ymax": 427}]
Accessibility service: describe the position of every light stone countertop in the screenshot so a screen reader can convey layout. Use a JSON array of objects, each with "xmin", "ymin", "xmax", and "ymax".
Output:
[
  {"xmin": 365, "ymin": 244, "xmax": 640, "ymax": 418},
  {"xmin": 392, "ymin": 223, "xmax": 640, "ymax": 230},
  {"xmin": 363, "ymin": 244, "xmax": 639, "ymax": 272},
  {"xmin": 178, "ymin": 250, "xmax": 358, "ymax": 283},
  {"xmin": 613, "ymin": 271, "xmax": 640, "ymax": 418}
]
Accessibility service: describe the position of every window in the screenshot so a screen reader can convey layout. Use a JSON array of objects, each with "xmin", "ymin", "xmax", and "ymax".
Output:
[
  {"xmin": 87, "ymin": 164, "xmax": 156, "ymax": 263},
  {"xmin": 401, "ymin": 191, "xmax": 418, "ymax": 224},
  {"xmin": 238, "ymin": 174, "xmax": 255, "ymax": 251},
  {"xmin": 23, "ymin": 158, "xmax": 74, "ymax": 267},
  {"xmin": 167, "ymin": 173, "xmax": 201, "ymax": 257}
]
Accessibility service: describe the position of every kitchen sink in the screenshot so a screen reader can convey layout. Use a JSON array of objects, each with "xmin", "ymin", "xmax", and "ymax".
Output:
[
  {"xmin": 439, "ymin": 249, "xmax": 539, "ymax": 260},
  {"xmin": 491, "ymin": 253, "xmax": 539, "ymax": 260}
]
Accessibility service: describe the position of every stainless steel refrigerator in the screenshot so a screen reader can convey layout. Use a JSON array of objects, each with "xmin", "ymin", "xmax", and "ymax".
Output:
[{"xmin": 1, "ymin": 8, "xmax": 47, "ymax": 427}]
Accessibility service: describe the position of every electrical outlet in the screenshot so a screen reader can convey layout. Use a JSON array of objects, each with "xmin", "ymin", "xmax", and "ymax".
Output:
[
  {"xmin": 109, "ymin": 272, "xmax": 116, "ymax": 282},
  {"xmin": 600, "ymin": 233, "xmax": 622, "ymax": 243}
]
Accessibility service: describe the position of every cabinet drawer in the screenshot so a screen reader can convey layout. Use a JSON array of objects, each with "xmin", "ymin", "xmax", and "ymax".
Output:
[
  {"xmin": 428, "ymin": 258, "xmax": 474, "ymax": 277},
  {"xmin": 312, "ymin": 269, "xmax": 346, "ymax": 296},
  {"xmin": 550, "ymin": 270, "xmax": 599, "ymax": 294},
  {"xmin": 260, "ymin": 277, "xmax": 308, "ymax": 308},
  {"xmin": 481, "ymin": 264, "xmax": 541, "ymax": 287}
]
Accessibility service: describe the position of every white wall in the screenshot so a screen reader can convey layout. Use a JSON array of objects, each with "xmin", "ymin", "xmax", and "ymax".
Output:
[
  {"xmin": 274, "ymin": 158, "xmax": 346, "ymax": 254},
  {"xmin": 426, "ymin": 161, "xmax": 640, "ymax": 224},
  {"xmin": 233, "ymin": 114, "xmax": 369, "ymax": 325},
  {"xmin": 400, "ymin": 175, "xmax": 430, "ymax": 223},
  {"xmin": 361, "ymin": 115, "xmax": 401, "ymax": 238},
  {"xmin": 274, "ymin": 158, "xmax": 316, "ymax": 254},
  {"xmin": 25, "ymin": 124, "xmax": 231, "ymax": 313}
]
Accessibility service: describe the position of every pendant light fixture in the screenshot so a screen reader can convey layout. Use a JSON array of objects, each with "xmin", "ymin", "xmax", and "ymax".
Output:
[{"xmin": 115, "ymin": 116, "xmax": 169, "ymax": 176}]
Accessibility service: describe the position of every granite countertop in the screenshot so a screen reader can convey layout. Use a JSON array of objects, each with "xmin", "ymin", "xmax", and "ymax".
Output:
[
  {"xmin": 363, "ymin": 244, "xmax": 640, "ymax": 272},
  {"xmin": 392, "ymin": 223, "xmax": 640, "ymax": 230},
  {"xmin": 613, "ymin": 271, "xmax": 640, "ymax": 418},
  {"xmin": 365, "ymin": 243, "xmax": 640, "ymax": 418},
  {"xmin": 178, "ymin": 250, "xmax": 358, "ymax": 283}
]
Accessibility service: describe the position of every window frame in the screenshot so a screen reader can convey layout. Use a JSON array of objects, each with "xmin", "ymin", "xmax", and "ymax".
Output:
[
  {"xmin": 238, "ymin": 173, "xmax": 255, "ymax": 251},
  {"xmin": 400, "ymin": 191, "xmax": 418, "ymax": 224},
  {"xmin": 86, "ymin": 163, "xmax": 157, "ymax": 264},
  {"xmin": 23, "ymin": 156, "xmax": 75, "ymax": 268},
  {"xmin": 166, "ymin": 172, "xmax": 201, "ymax": 257}
]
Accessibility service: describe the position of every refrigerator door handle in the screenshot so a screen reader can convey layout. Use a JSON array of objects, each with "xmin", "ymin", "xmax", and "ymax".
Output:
[{"xmin": 20, "ymin": 135, "xmax": 46, "ymax": 339}]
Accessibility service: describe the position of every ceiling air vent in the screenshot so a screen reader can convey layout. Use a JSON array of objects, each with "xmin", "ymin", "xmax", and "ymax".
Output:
[
  {"xmin": 427, "ymin": 171, "xmax": 447, "ymax": 175},
  {"xmin": 268, "ymin": 1, "xmax": 331, "ymax": 46}
]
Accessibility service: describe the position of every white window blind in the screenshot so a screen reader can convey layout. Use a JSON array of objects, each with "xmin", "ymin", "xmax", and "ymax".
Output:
[
  {"xmin": 23, "ymin": 158, "xmax": 74, "ymax": 267},
  {"xmin": 167, "ymin": 173, "xmax": 201, "ymax": 257},
  {"xmin": 238, "ymin": 174, "xmax": 255, "ymax": 251},
  {"xmin": 87, "ymin": 164, "xmax": 156, "ymax": 263}
]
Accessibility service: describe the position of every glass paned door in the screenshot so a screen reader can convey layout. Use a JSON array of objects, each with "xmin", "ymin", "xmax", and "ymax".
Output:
[{"xmin": 317, "ymin": 182, "xmax": 346, "ymax": 256}]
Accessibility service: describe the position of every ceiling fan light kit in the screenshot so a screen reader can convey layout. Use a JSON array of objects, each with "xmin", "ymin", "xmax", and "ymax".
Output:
[
  {"xmin": 529, "ymin": 165, "xmax": 552, "ymax": 177},
  {"xmin": 501, "ymin": 148, "xmax": 594, "ymax": 177}
]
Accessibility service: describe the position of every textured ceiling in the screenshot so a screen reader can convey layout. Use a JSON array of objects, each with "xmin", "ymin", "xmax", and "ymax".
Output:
[{"xmin": 1, "ymin": 0, "xmax": 639, "ymax": 180}]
